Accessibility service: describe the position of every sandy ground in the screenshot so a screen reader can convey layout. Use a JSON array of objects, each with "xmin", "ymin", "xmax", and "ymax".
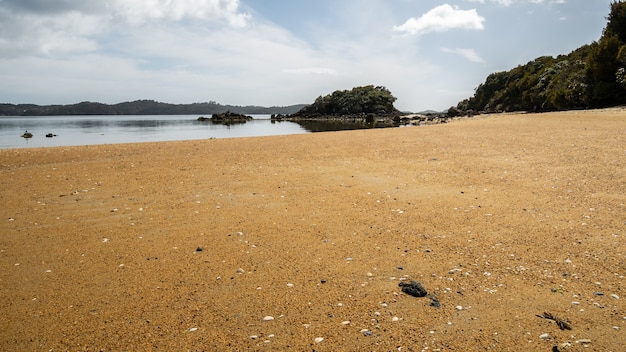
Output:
[{"xmin": 1, "ymin": 109, "xmax": 625, "ymax": 351}]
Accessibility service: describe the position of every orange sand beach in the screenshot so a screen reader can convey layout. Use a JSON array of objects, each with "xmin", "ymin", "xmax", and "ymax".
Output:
[{"xmin": 1, "ymin": 109, "xmax": 625, "ymax": 351}]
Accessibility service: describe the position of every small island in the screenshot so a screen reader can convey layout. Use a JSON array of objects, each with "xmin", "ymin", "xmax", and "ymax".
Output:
[
  {"xmin": 197, "ymin": 111, "xmax": 253, "ymax": 125},
  {"xmin": 273, "ymin": 85, "xmax": 461, "ymax": 131}
]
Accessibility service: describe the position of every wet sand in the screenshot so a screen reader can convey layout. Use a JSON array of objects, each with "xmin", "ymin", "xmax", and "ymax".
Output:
[{"xmin": 1, "ymin": 109, "xmax": 625, "ymax": 351}]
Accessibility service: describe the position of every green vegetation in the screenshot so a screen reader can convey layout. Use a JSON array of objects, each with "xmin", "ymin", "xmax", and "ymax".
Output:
[
  {"xmin": 295, "ymin": 85, "xmax": 399, "ymax": 116},
  {"xmin": 457, "ymin": 1, "xmax": 626, "ymax": 112}
]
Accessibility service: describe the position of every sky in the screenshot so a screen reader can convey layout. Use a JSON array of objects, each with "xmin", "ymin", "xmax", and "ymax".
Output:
[{"xmin": 0, "ymin": 0, "xmax": 613, "ymax": 112}]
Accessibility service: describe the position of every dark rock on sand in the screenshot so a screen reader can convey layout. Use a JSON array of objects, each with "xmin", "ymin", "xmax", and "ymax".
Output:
[
  {"xmin": 399, "ymin": 280, "xmax": 428, "ymax": 297},
  {"xmin": 429, "ymin": 296, "xmax": 441, "ymax": 308}
]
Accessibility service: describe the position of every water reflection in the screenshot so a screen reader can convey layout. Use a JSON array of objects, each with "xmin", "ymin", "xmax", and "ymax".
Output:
[{"xmin": 294, "ymin": 119, "xmax": 402, "ymax": 132}]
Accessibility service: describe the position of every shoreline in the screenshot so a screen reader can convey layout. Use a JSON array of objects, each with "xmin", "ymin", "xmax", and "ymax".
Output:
[{"xmin": 1, "ymin": 109, "xmax": 625, "ymax": 351}]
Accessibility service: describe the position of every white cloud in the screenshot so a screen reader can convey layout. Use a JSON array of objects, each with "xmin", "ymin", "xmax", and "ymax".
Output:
[
  {"xmin": 393, "ymin": 4, "xmax": 485, "ymax": 36},
  {"xmin": 283, "ymin": 68, "xmax": 338, "ymax": 75},
  {"xmin": 441, "ymin": 48, "xmax": 485, "ymax": 63},
  {"xmin": 0, "ymin": 7, "xmax": 105, "ymax": 57},
  {"xmin": 110, "ymin": 0, "xmax": 251, "ymax": 27},
  {"xmin": 0, "ymin": 0, "xmax": 251, "ymax": 58}
]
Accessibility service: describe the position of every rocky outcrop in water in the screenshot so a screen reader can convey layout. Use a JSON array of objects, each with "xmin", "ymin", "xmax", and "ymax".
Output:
[{"xmin": 198, "ymin": 111, "xmax": 253, "ymax": 125}]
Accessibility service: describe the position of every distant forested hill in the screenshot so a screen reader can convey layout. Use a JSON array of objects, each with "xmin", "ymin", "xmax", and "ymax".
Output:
[
  {"xmin": 0, "ymin": 100, "xmax": 307, "ymax": 116},
  {"xmin": 456, "ymin": 1, "xmax": 626, "ymax": 112}
]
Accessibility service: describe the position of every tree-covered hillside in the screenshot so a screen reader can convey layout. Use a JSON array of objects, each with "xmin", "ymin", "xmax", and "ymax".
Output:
[{"xmin": 457, "ymin": 1, "xmax": 626, "ymax": 112}]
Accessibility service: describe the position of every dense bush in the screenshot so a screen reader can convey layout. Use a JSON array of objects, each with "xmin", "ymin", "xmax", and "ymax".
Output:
[{"xmin": 296, "ymin": 85, "xmax": 398, "ymax": 116}]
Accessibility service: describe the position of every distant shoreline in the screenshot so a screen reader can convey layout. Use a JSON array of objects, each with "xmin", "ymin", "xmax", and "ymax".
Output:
[{"xmin": 0, "ymin": 100, "xmax": 307, "ymax": 116}]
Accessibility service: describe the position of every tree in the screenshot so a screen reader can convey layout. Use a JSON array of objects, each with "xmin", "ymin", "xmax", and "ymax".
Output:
[
  {"xmin": 605, "ymin": 1, "xmax": 626, "ymax": 43},
  {"xmin": 585, "ymin": 35, "xmax": 624, "ymax": 106}
]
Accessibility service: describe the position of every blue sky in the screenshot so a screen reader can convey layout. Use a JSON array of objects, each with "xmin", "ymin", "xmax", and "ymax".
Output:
[{"xmin": 0, "ymin": 0, "xmax": 611, "ymax": 111}]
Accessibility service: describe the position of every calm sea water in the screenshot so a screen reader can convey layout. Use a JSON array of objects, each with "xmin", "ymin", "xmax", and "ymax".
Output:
[{"xmin": 0, "ymin": 115, "xmax": 309, "ymax": 149}]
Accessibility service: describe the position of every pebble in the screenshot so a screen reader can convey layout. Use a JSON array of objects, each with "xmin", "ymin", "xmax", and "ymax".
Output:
[
  {"xmin": 286, "ymin": 283, "xmax": 294, "ymax": 288},
  {"xmin": 539, "ymin": 333, "xmax": 550, "ymax": 339},
  {"xmin": 250, "ymin": 335, "xmax": 258, "ymax": 340},
  {"xmin": 455, "ymin": 305, "xmax": 463, "ymax": 311},
  {"xmin": 341, "ymin": 321, "xmax": 350, "ymax": 325},
  {"xmin": 559, "ymin": 342, "xmax": 572, "ymax": 349},
  {"xmin": 576, "ymin": 339, "xmax": 592, "ymax": 344},
  {"xmin": 262, "ymin": 316, "xmax": 274, "ymax": 321},
  {"xmin": 610, "ymin": 294, "xmax": 619, "ymax": 299},
  {"xmin": 314, "ymin": 337, "xmax": 324, "ymax": 343},
  {"xmin": 392, "ymin": 316, "xmax": 400, "ymax": 322},
  {"xmin": 236, "ymin": 268, "xmax": 245, "ymax": 274},
  {"xmin": 189, "ymin": 327, "xmax": 198, "ymax": 332}
]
